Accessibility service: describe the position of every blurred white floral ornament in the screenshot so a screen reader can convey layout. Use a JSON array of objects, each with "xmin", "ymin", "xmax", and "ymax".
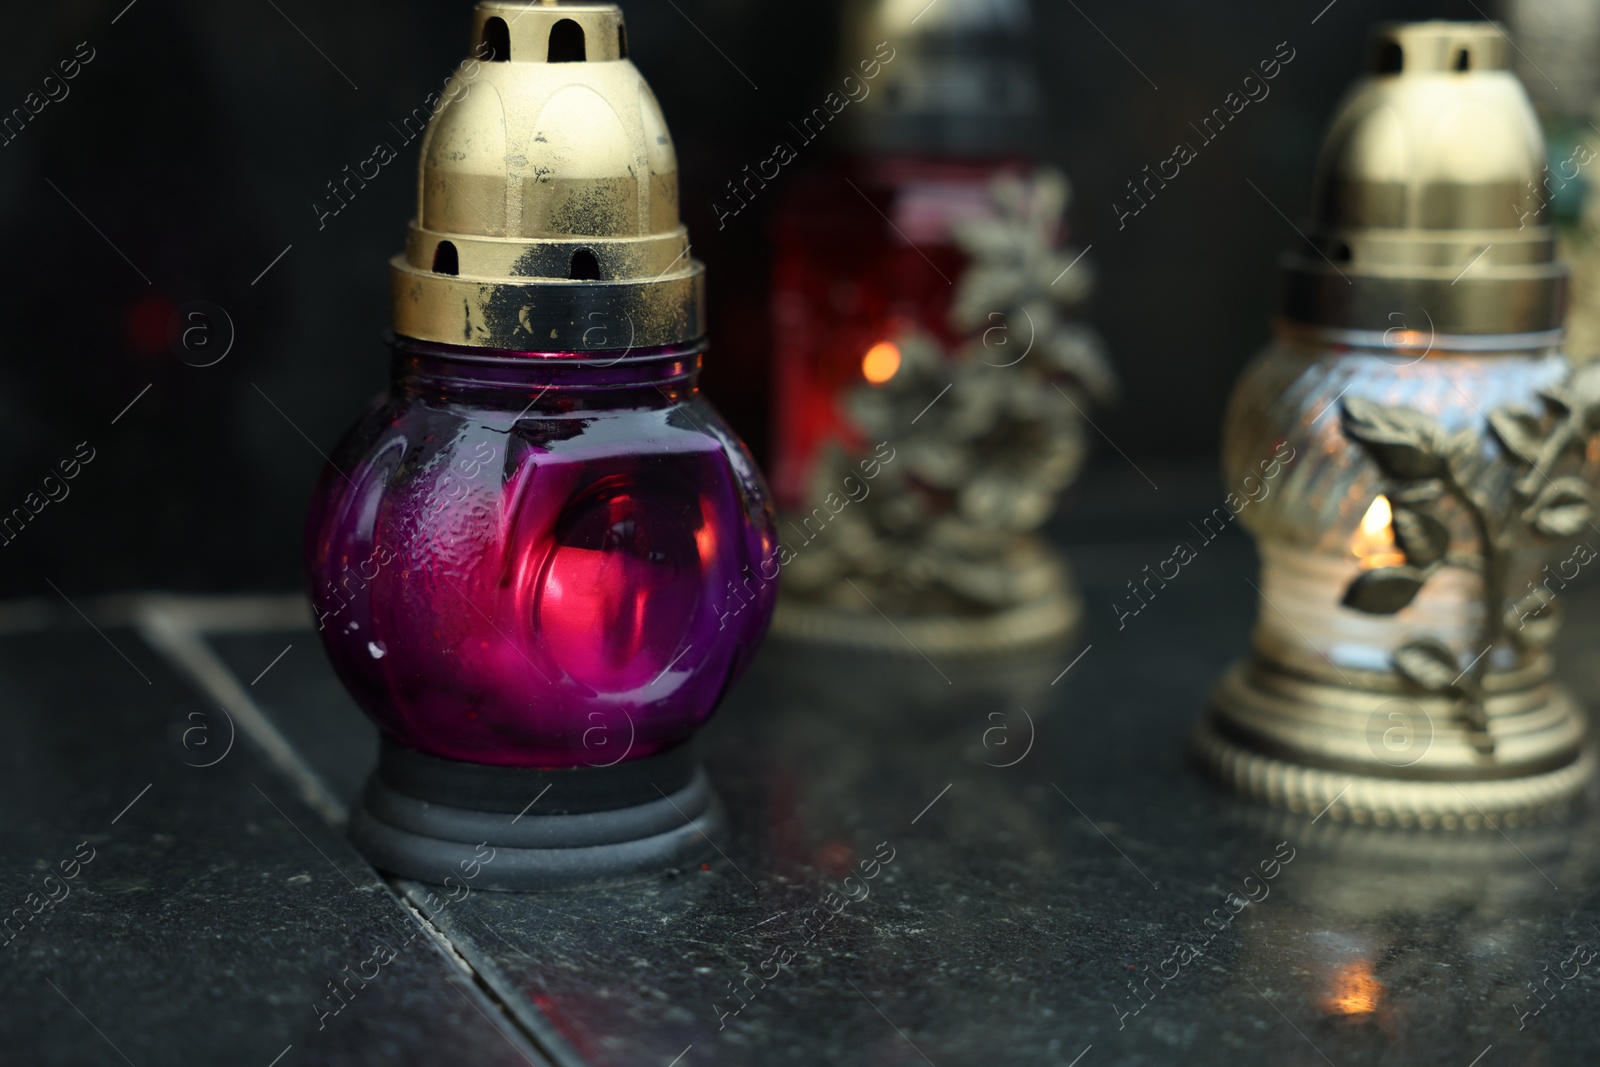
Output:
[{"xmin": 774, "ymin": 168, "xmax": 1116, "ymax": 655}]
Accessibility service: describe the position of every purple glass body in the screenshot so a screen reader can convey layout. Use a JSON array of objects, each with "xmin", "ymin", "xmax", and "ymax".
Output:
[{"xmin": 304, "ymin": 336, "xmax": 779, "ymax": 768}]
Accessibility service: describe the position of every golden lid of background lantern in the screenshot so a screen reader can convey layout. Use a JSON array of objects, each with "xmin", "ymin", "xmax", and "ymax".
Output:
[
  {"xmin": 1281, "ymin": 20, "xmax": 1568, "ymax": 335},
  {"xmin": 390, "ymin": 1, "xmax": 705, "ymax": 351}
]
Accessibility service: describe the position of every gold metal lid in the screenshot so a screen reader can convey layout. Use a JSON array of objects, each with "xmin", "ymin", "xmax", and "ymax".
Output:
[
  {"xmin": 1282, "ymin": 20, "xmax": 1568, "ymax": 335},
  {"xmin": 391, "ymin": 1, "xmax": 705, "ymax": 351}
]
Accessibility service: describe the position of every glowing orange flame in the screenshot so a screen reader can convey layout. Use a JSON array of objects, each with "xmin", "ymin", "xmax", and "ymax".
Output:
[
  {"xmin": 1326, "ymin": 960, "xmax": 1383, "ymax": 1015},
  {"xmin": 861, "ymin": 341, "xmax": 901, "ymax": 385},
  {"xmin": 1352, "ymin": 495, "xmax": 1405, "ymax": 569}
]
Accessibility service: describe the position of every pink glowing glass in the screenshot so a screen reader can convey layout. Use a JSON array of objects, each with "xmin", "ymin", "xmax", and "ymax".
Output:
[{"xmin": 305, "ymin": 337, "xmax": 778, "ymax": 768}]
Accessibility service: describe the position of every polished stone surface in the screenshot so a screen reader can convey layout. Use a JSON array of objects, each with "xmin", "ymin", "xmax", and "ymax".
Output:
[
  {"xmin": 223, "ymin": 523, "xmax": 1600, "ymax": 1067},
  {"xmin": 0, "ymin": 617, "xmax": 545, "ymax": 1067},
  {"xmin": 8, "ymin": 478, "xmax": 1600, "ymax": 1064}
]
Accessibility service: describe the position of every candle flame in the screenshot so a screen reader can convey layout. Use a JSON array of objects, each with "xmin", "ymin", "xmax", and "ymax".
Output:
[
  {"xmin": 861, "ymin": 341, "xmax": 901, "ymax": 385},
  {"xmin": 1326, "ymin": 960, "xmax": 1383, "ymax": 1015},
  {"xmin": 1352, "ymin": 494, "xmax": 1405, "ymax": 569}
]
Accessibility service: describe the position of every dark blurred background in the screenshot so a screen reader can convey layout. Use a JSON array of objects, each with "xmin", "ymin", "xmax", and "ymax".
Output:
[{"xmin": 0, "ymin": 0, "xmax": 1493, "ymax": 595}]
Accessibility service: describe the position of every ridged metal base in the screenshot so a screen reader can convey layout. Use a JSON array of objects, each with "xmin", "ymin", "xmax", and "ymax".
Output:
[
  {"xmin": 1194, "ymin": 656, "xmax": 1593, "ymax": 828},
  {"xmin": 771, "ymin": 579, "xmax": 1080, "ymax": 658},
  {"xmin": 1193, "ymin": 713, "xmax": 1592, "ymax": 828}
]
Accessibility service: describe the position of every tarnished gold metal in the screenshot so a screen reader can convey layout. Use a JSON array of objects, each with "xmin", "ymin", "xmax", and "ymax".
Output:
[
  {"xmin": 1283, "ymin": 20, "xmax": 1567, "ymax": 335},
  {"xmin": 390, "ymin": 0, "xmax": 705, "ymax": 350},
  {"xmin": 1194, "ymin": 657, "xmax": 1594, "ymax": 828}
]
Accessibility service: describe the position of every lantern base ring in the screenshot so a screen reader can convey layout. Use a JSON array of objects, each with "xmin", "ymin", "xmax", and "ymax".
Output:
[
  {"xmin": 348, "ymin": 743, "xmax": 726, "ymax": 891},
  {"xmin": 771, "ymin": 590, "xmax": 1080, "ymax": 657},
  {"xmin": 1193, "ymin": 657, "xmax": 1594, "ymax": 828}
]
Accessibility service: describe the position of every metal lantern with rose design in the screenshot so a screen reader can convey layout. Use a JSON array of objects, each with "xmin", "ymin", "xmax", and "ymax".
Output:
[
  {"xmin": 766, "ymin": 0, "xmax": 1114, "ymax": 656},
  {"xmin": 773, "ymin": 170, "xmax": 1114, "ymax": 655},
  {"xmin": 1193, "ymin": 21, "xmax": 1600, "ymax": 827}
]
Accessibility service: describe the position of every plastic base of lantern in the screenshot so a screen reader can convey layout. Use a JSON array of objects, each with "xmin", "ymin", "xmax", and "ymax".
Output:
[
  {"xmin": 1193, "ymin": 655, "xmax": 1594, "ymax": 829},
  {"xmin": 348, "ymin": 738, "xmax": 727, "ymax": 891}
]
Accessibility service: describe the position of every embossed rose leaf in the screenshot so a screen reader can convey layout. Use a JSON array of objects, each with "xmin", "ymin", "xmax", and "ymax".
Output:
[
  {"xmin": 1524, "ymin": 476, "xmax": 1593, "ymax": 539},
  {"xmin": 1392, "ymin": 637, "xmax": 1460, "ymax": 693},
  {"xmin": 1341, "ymin": 396, "xmax": 1449, "ymax": 480},
  {"xmin": 1390, "ymin": 504, "xmax": 1450, "ymax": 566},
  {"xmin": 1343, "ymin": 565, "xmax": 1430, "ymax": 614},
  {"xmin": 1488, "ymin": 407, "xmax": 1544, "ymax": 466},
  {"xmin": 1504, "ymin": 590, "xmax": 1562, "ymax": 651}
]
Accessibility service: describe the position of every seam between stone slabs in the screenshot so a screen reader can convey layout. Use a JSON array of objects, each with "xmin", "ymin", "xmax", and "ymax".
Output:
[
  {"xmin": 398, "ymin": 891, "xmax": 561, "ymax": 1067},
  {"xmin": 133, "ymin": 596, "xmax": 345, "ymax": 826},
  {"xmin": 132, "ymin": 592, "xmax": 573, "ymax": 1067},
  {"xmin": 399, "ymin": 881, "xmax": 590, "ymax": 1067}
]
